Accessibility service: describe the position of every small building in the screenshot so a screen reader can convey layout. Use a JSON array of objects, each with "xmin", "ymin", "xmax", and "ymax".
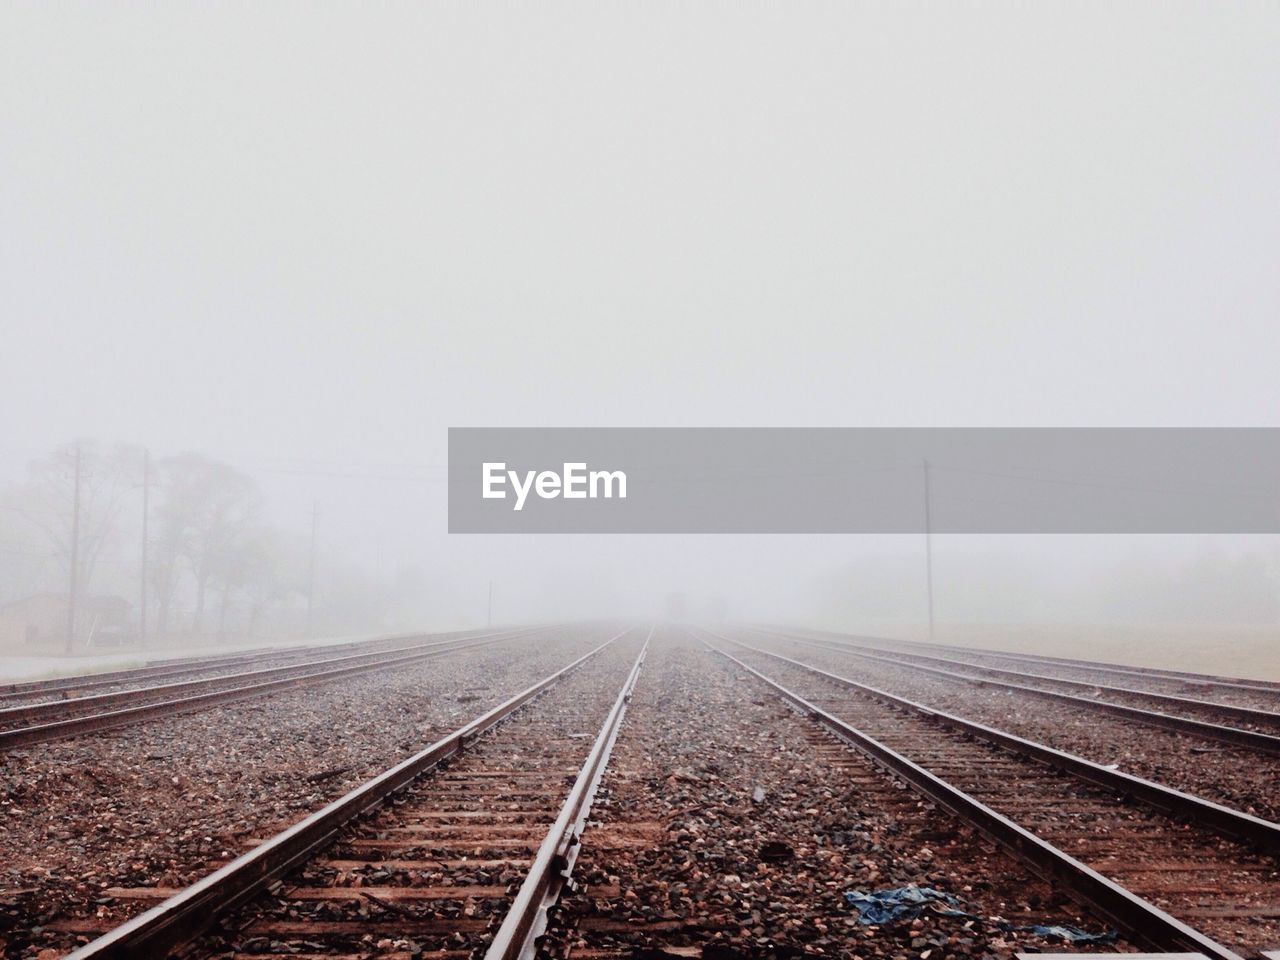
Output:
[{"xmin": 0, "ymin": 593, "xmax": 134, "ymax": 651}]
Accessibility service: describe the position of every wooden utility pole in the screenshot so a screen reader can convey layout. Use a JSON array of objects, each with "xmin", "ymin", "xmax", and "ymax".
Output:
[
  {"xmin": 305, "ymin": 502, "xmax": 319, "ymax": 635},
  {"xmin": 487, "ymin": 580, "xmax": 493, "ymax": 627},
  {"xmin": 923, "ymin": 458, "xmax": 935, "ymax": 643},
  {"xmin": 139, "ymin": 448, "xmax": 150, "ymax": 645},
  {"xmin": 66, "ymin": 443, "xmax": 82, "ymax": 654}
]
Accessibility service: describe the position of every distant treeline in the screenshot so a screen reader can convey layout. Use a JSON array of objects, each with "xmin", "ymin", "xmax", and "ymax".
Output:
[{"xmin": 0, "ymin": 441, "xmax": 394, "ymax": 647}]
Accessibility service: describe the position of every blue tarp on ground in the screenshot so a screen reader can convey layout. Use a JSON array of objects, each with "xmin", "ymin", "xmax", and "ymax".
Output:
[
  {"xmin": 843, "ymin": 885, "xmax": 1117, "ymax": 944},
  {"xmin": 844, "ymin": 886, "xmax": 960, "ymax": 924}
]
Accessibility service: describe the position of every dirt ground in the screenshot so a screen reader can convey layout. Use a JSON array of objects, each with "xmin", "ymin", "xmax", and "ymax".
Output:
[{"xmin": 819, "ymin": 621, "xmax": 1280, "ymax": 680}]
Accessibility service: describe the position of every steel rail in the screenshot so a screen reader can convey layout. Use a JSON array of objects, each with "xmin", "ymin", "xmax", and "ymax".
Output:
[
  {"xmin": 0, "ymin": 627, "xmax": 494, "ymax": 701},
  {"xmin": 753, "ymin": 628, "xmax": 1280, "ymax": 756},
  {"xmin": 789, "ymin": 629, "xmax": 1280, "ymax": 729},
  {"xmin": 62, "ymin": 628, "xmax": 633, "ymax": 960},
  {"xmin": 712, "ymin": 631, "xmax": 1280, "ymax": 856},
  {"xmin": 484, "ymin": 627, "xmax": 652, "ymax": 960},
  {"xmin": 0, "ymin": 626, "xmax": 550, "ymax": 749},
  {"xmin": 0, "ymin": 626, "xmax": 533, "ymax": 727},
  {"xmin": 0, "ymin": 648, "xmax": 285, "ymax": 698},
  {"xmin": 786, "ymin": 625, "xmax": 1280, "ymax": 696},
  {"xmin": 700, "ymin": 633, "xmax": 1243, "ymax": 960}
]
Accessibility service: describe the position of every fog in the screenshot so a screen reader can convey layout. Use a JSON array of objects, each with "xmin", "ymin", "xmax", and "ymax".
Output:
[{"xmin": 2, "ymin": 6, "xmax": 1279, "ymax": 661}]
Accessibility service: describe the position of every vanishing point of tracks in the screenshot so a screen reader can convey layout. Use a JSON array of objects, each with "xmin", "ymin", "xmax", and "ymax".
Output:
[{"xmin": 7, "ymin": 623, "xmax": 1280, "ymax": 959}]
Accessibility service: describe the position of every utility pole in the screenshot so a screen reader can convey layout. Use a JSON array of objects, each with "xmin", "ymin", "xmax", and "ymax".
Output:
[
  {"xmin": 487, "ymin": 580, "xmax": 493, "ymax": 627},
  {"xmin": 66, "ymin": 443, "xmax": 82, "ymax": 654},
  {"xmin": 923, "ymin": 458, "xmax": 935, "ymax": 643},
  {"xmin": 305, "ymin": 502, "xmax": 319, "ymax": 636},
  {"xmin": 139, "ymin": 448, "xmax": 150, "ymax": 646}
]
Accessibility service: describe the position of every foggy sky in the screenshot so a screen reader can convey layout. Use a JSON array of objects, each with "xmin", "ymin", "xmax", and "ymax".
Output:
[{"xmin": 2, "ymin": 4, "xmax": 1279, "ymax": 631}]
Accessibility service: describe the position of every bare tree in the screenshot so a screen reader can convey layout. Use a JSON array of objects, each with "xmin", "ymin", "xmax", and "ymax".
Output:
[
  {"xmin": 4, "ymin": 441, "xmax": 392, "ymax": 648},
  {"xmin": 244, "ymin": 531, "xmax": 306, "ymax": 638},
  {"xmin": 16, "ymin": 441, "xmax": 145, "ymax": 647},
  {"xmin": 211, "ymin": 532, "xmax": 273, "ymax": 640},
  {"xmin": 183, "ymin": 460, "xmax": 257, "ymax": 635},
  {"xmin": 148, "ymin": 453, "xmax": 258, "ymax": 640}
]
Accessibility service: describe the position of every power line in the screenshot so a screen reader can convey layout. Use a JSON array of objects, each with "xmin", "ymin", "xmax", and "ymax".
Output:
[
  {"xmin": 0, "ymin": 503, "xmax": 65, "ymax": 516},
  {"xmin": 928, "ymin": 462, "xmax": 1280, "ymax": 499},
  {"xmin": 274, "ymin": 469, "xmax": 448, "ymax": 482}
]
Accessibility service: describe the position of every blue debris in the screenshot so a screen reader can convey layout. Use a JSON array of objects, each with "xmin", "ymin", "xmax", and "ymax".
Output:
[
  {"xmin": 844, "ymin": 886, "xmax": 960, "ymax": 924},
  {"xmin": 843, "ymin": 885, "xmax": 1116, "ymax": 944}
]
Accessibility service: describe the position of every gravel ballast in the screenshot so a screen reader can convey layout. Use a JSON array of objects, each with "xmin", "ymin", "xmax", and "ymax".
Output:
[
  {"xmin": 540, "ymin": 631, "xmax": 1127, "ymax": 958},
  {"xmin": 0, "ymin": 625, "xmax": 617, "ymax": 959},
  {"xmin": 750, "ymin": 632, "xmax": 1280, "ymax": 823}
]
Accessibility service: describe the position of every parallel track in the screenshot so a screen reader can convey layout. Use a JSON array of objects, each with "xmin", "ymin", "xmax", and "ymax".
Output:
[
  {"xmin": 0, "ymin": 628, "xmax": 493, "ymax": 704},
  {"xmin": 61, "ymin": 627, "xmax": 649, "ymax": 960},
  {"xmin": 791, "ymin": 627, "xmax": 1280, "ymax": 706},
  {"xmin": 797, "ymin": 628, "xmax": 1280, "ymax": 730},
  {"xmin": 539, "ymin": 630, "xmax": 1128, "ymax": 958},
  {"xmin": 709, "ymin": 629, "xmax": 1280, "ymax": 957},
  {"xmin": 753, "ymin": 627, "xmax": 1280, "ymax": 756},
  {"xmin": 0, "ymin": 626, "xmax": 549, "ymax": 749}
]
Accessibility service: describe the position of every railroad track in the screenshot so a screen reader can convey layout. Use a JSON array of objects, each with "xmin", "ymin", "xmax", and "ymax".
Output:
[
  {"xmin": 0, "ymin": 628, "xmax": 494, "ymax": 705},
  {"xmin": 751, "ymin": 627, "xmax": 1280, "ymax": 756},
  {"xmin": 0, "ymin": 648, "xmax": 283, "ymax": 700},
  {"xmin": 56, "ymin": 627, "xmax": 650, "ymax": 960},
  {"xmin": 705, "ymin": 628, "xmax": 1280, "ymax": 958},
  {"xmin": 539, "ymin": 629, "xmax": 1125, "ymax": 958},
  {"xmin": 0, "ymin": 626, "xmax": 551, "ymax": 749},
  {"xmin": 796, "ymin": 628, "xmax": 1280, "ymax": 733},
  {"xmin": 789, "ymin": 627, "xmax": 1280, "ymax": 710}
]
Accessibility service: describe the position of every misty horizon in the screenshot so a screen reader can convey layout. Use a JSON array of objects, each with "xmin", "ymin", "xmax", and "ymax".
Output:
[{"xmin": 2, "ymin": 3, "xmax": 1278, "ymax": 669}]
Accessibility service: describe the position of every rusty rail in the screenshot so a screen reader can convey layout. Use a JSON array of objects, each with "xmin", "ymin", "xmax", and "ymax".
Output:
[
  {"xmin": 0, "ymin": 627, "xmax": 496, "ymax": 701},
  {"xmin": 753, "ymin": 628, "xmax": 1280, "ymax": 756},
  {"xmin": 0, "ymin": 626, "xmax": 551, "ymax": 749},
  {"xmin": 62, "ymin": 629, "xmax": 632, "ymax": 960},
  {"xmin": 713, "ymin": 631, "xmax": 1280, "ymax": 855},
  {"xmin": 792, "ymin": 629, "xmax": 1280, "ymax": 728},
  {"xmin": 700, "ymin": 632, "xmax": 1244, "ymax": 960},
  {"xmin": 484, "ymin": 628, "xmax": 651, "ymax": 960},
  {"xmin": 781, "ymin": 625, "xmax": 1280, "ymax": 696}
]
